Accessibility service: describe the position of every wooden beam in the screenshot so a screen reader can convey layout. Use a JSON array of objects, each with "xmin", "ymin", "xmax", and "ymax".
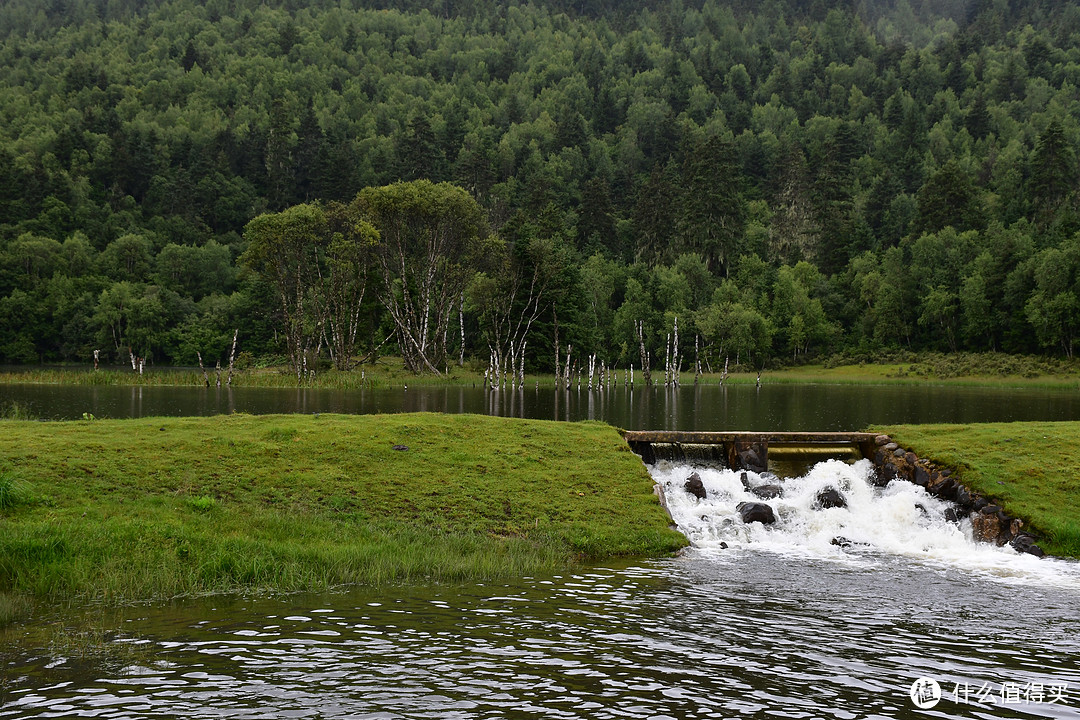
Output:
[{"xmin": 622, "ymin": 431, "xmax": 877, "ymax": 445}]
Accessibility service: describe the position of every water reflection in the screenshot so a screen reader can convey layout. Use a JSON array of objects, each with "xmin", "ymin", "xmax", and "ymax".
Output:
[{"xmin": 3, "ymin": 382, "xmax": 1080, "ymax": 429}]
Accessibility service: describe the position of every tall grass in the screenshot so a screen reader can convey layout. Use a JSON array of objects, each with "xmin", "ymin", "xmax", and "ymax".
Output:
[
  {"xmin": 0, "ymin": 400, "xmax": 36, "ymax": 420},
  {"xmin": 0, "ymin": 414, "xmax": 685, "ymax": 609}
]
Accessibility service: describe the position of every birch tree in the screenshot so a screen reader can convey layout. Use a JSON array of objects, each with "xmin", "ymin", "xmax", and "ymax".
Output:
[
  {"xmin": 241, "ymin": 204, "xmax": 328, "ymax": 380},
  {"xmin": 469, "ymin": 234, "xmax": 573, "ymax": 385},
  {"xmin": 354, "ymin": 181, "xmax": 487, "ymax": 375}
]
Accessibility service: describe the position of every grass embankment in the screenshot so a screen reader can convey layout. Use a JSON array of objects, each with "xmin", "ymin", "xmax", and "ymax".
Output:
[
  {"xmin": 0, "ymin": 413, "xmax": 685, "ymax": 627},
  {"xmin": 4, "ymin": 352, "xmax": 1079, "ymax": 390},
  {"xmin": 876, "ymin": 422, "xmax": 1080, "ymax": 558}
]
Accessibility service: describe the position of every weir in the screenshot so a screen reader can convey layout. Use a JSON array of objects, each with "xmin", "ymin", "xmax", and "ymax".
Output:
[{"xmin": 623, "ymin": 430, "xmax": 877, "ymax": 470}]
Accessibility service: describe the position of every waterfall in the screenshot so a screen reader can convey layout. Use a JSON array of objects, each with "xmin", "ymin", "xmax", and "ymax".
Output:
[{"xmin": 651, "ymin": 459, "xmax": 1080, "ymax": 586}]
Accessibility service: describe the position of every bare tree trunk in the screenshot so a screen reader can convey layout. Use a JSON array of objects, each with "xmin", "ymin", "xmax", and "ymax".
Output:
[
  {"xmin": 459, "ymin": 292, "xmax": 466, "ymax": 367},
  {"xmin": 553, "ymin": 310, "xmax": 560, "ymax": 387},
  {"xmin": 226, "ymin": 329, "xmax": 238, "ymax": 386},
  {"xmin": 694, "ymin": 334, "xmax": 701, "ymax": 385},
  {"xmin": 93, "ymin": 349, "xmax": 99, "ymax": 371},
  {"xmin": 636, "ymin": 320, "xmax": 652, "ymax": 386},
  {"xmin": 196, "ymin": 351, "xmax": 210, "ymax": 387},
  {"xmin": 519, "ymin": 340, "xmax": 526, "ymax": 388},
  {"xmin": 673, "ymin": 316, "xmax": 679, "ymax": 387},
  {"xmin": 215, "ymin": 359, "xmax": 222, "ymax": 387}
]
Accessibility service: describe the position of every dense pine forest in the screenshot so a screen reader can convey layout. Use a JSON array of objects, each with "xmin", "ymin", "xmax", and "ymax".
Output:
[{"xmin": 2, "ymin": 0, "xmax": 1079, "ymax": 376}]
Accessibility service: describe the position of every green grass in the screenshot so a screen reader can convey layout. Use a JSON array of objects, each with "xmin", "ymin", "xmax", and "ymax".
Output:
[
  {"xmin": 4, "ymin": 352, "xmax": 1079, "ymax": 390},
  {"xmin": 875, "ymin": 421, "xmax": 1080, "ymax": 557},
  {"xmin": 0, "ymin": 413, "xmax": 684, "ymax": 618}
]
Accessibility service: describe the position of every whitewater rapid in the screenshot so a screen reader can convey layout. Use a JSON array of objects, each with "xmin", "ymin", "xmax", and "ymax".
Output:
[{"xmin": 652, "ymin": 458, "xmax": 1080, "ymax": 588}]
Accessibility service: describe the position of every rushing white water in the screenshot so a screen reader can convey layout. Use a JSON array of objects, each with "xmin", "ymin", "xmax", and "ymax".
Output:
[{"xmin": 653, "ymin": 458, "xmax": 1080, "ymax": 588}]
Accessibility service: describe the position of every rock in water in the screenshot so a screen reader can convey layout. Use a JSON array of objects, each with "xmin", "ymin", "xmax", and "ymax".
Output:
[
  {"xmin": 684, "ymin": 472, "xmax": 707, "ymax": 500},
  {"xmin": 815, "ymin": 486, "xmax": 847, "ymax": 509},
  {"xmin": 1010, "ymin": 534, "xmax": 1046, "ymax": 558},
  {"xmin": 737, "ymin": 502, "xmax": 776, "ymax": 525},
  {"xmin": 751, "ymin": 484, "xmax": 784, "ymax": 499}
]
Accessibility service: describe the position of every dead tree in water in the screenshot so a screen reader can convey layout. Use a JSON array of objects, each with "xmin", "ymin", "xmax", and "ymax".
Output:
[{"xmin": 635, "ymin": 320, "xmax": 652, "ymax": 386}]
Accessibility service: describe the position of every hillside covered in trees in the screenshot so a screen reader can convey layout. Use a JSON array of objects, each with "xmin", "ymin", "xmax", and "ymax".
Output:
[{"xmin": 2, "ymin": 0, "xmax": 1080, "ymax": 374}]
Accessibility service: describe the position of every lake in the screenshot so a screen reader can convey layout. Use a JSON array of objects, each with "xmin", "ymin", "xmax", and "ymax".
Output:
[
  {"xmin": 3, "ymin": 381, "xmax": 1080, "ymax": 429},
  {"xmin": 2, "ymin": 380, "xmax": 1079, "ymax": 717}
]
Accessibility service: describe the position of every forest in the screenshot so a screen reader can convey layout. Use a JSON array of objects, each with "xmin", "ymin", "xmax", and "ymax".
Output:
[{"xmin": 1, "ymin": 0, "xmax": 1080, "ymax": 376}]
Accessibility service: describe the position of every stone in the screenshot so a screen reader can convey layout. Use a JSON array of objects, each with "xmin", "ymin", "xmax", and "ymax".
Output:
[
  {"xmin": 971, "ymin": 512, "xmax": 1005, "ymax": 544},
  {"xmin": 684, "ymin": 472, "xmax": 707, "ymax": 500},
  {"xmin": 751, "ymin": 484, "xmax": 784, "ymax": 499},
  {"xmin": 737, "ymin": 502, "xmax": 776, "ymax": 524},
  {"xmin": 931, "ymin": 478, "xmax": 957, "ymax": 501},
  {"xmin": 831, "ymin": 536, "xmax": 853, "ymax": 548},
  {"xmin": 875, "ymin": 434, "xmax": 891, "ymax": 446},
  {"xmin": 981, "ymin": 504, "xmax": 1001, "ymax": 515},
  {"xmin": 904, "ymin": 452, "xmax": 918, "ymax": 466},
  {"xmin": 883, "ymin": 442, "xmax": 899, "ymax": 452},
  {"xmin": 1010, "ymin": 534, "xmax": 1045, "ymax": 558},
  {"xmin": 392, "ymin": 444, "xmax": 408, "ymax": 451},
  {"xmin": 943, "ymin": 507, "xmax": 966, "ymax": 523},
  {"xmin": 972, "ymin": 497, "xmax": 989, "ymax": 512},
  {"xmin": 815, "ymin": 486, "xmax": 847, "ymax": 509},
  {"xmin": 740, "ymin": 471, "xmax": 751, "ymax": 490},
  {"xmin": 892, "ymin": 448, "xmax": 906, "ymax": 458},
  {"xmin": 955, "ymin": 486, "xmax": 972, "ymax": 510},
  {"xmin": 737, "ymin": 448, "xmax": 768, "ymax": 474},
  {"xmin": 913, "ymin": 466, "xmax": 930, "ymax": 487}
]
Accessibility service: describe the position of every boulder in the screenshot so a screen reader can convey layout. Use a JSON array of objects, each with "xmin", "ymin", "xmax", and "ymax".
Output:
[
  {"xmin": 943, "ymin": 507, "xmax": 966, "ymax": 523},
  {"xmin": 883, "ymin": 442, "xmax": 899, "ymax": 452},
  {"xmin": 751, "ymin": 483, "xmax": 784, "ymax": 499},
  {"xmin": 737, "ymin": 447, "xmax": 768, "ymax": 474},
  {"xmin": 1010, "ymin": 534, "xmax": 1046, "ymax": 558},
  {"xmin": 875, "ymin": 434, "xmax": 892, "ymax": 446},
  {"xmin": 739, "ymin": 471, "xmax": 752, "ymax": 491},
  {"xmin": 737, "ymin": 502, "xmax": 776, "ymax": 525},
  {"xmin": 684, "ymin": 472, "xmax": 707, "ymax": 500},
  {"xmin": 913, "ymin": 466, "xmax": 931, "ymax": 488},
  {"xmin": 971, "ymin": 512, "xmax": 1002, "ymax": 543},
  {"xmin": 831, "ymin": 536, "xmax": 853, "ymax": 548},
  {"xmin": 815, "ymin": 486, "xmax": 847, "ymax": 509}
]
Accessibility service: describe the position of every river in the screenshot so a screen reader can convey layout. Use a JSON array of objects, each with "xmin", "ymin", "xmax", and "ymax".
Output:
[{"xmin": 2, "ymin": 382, "xmax": 1080, "ymax": 717}]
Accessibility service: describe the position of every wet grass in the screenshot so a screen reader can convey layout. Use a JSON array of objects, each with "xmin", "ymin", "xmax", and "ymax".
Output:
[
  {"xmin": 4, "ymin": 352, "xmax": 1079, "ymax": 390},
  {"xmin": 0, "ymin": 413, "xmax": 685, "ymax": 615},
  {"xmin": 876, "ymin": 421, "xmax": 1080, "ymax": 558}
]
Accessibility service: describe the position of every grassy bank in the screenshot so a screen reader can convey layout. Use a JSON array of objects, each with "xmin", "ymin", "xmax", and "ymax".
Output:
[
  {"xmin": 876, "ymin": 422, "xmax": 1080, "ymax": 558},
  {"xmin": 3, "ymin": 352, "xmax": 1079, "ymax": 390},
  {"xmin": 0, "ymin": 413, "xmax": 685, "ymax": 627}
]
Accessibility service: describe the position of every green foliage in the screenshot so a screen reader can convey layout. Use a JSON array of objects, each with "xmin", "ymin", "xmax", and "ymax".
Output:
[{"xmin": 1, "ymin": 0, "xmax": 1080, "ymax": 370}]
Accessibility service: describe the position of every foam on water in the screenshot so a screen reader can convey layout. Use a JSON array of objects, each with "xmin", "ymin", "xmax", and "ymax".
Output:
[{"xmin": 652, "ymin": 458, "xmax": 1080, "ymax": 588}]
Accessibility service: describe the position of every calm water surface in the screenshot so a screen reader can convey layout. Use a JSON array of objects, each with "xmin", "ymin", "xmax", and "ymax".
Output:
[
  {"xmin": 3, "ymin": 382, "xmax": 1080, "ymax": 429},
  {"xmin": 3, "ymin": 381, "xmax": 1080, "ymax": 717}
]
